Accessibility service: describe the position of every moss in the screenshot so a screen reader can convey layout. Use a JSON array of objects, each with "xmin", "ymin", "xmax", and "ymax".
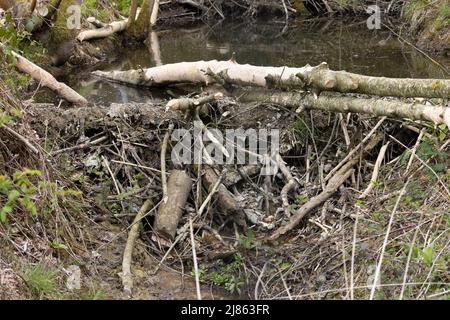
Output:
[
  {"xmin": 126, "ymin": 0, "xmax": 152, "ymax": 40},
  {"xmin": 50, "ymin": 0, "xmax": 82, "ymax": 45}
]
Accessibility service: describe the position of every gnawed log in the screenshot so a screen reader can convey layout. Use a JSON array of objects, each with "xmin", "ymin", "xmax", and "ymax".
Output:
[
  {"xmin": 2, "ymin": 44, "xmax": 87, "ymax": 105},
  {"xmin": 153, "ymin": 170, "xmax": 192, "ymax": 240},
  {"xmin": 166, "ymin": 92, "xmax": 223, "ymax": 112},
  {"xmin": 239, "ymin": 91, "xmax": 450, "ymax": 128},
  {"xmin": 77, "ymin": 18, "xmax": 129, "ymax": 42},
  {"xmin": 202, "ymin": 166, "xmax": 246, "ymax": 226},
  {"xmin": 223, "ymin": 165, "xmax": 261, "ymax": 187},
  {"xmin": 93, "ymin": 59, "xmax": 307, "ymax": 89},
  {"xmin": 93, "ymin": 60, "xmax": 450, "ymax": 98},
  {"xmin": 87, "ymin": 17, "xmax": 106, "ymax": 28}
]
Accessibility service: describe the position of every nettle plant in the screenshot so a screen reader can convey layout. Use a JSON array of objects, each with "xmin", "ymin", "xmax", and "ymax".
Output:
[
  {"xmin": 0, "ymin": 168, "xmax": 82, "ymax": 223},
  {"xmin": 0, "ymin": 169, "xmax": 41, "ymax": 223}
]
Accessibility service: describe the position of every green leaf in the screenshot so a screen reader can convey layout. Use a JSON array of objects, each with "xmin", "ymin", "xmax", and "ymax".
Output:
[
  {"xmin": 0, "ymin": 205, "xmax": 13, "ymax": 223},
  {"xmin": 419, "ymin": 245, "xmax": 434, "ymax": 267},
  {"xmin": 50, "ymin": 241, "xmax": 68, "ymax": 250},
  {"xmin": 8, "ymin": 189, "xmax": 20, "ymax": 202}
]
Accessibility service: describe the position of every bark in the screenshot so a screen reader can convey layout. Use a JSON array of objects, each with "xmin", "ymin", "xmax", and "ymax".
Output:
[
  {"xmin": 29, "ymin": 0, "xmax": 36, "ymax": 14},
  {"xmin": 239, "ymin": 91, "xmax": 450, "ymax": 128},
  {"xmin": 2, "ymin": 44, "xmax": 87, "ymax": 105},
  {"xmin": 149, "ymin": 31, "xmax": 162, "ymax": 66},
  {"xmin": 1, "ymin": 0, "xmax": 31, "ymax": 20},
  {"xmin": 92, "ymin": 60, "xmax": 450, "ymax": 98},
  {"xmin": 153, "ymin": 170, "xmax": 192, "ymax": 240},
  {"xmin": 51, "ymin": 0, "xmax": 81, "ymax": 45},
  {"xmin": 25, "ymin": 0, "xmax": 62, "ymax": 33},
  {"xmin": 92, "ymin": 59, "xmax": 306, "ymax": 89},
  {"xmin": 127, "ymin": 0, "xmax": 154, "ymax": 40},
  {"xmin": 127, "ymin": 0, "xmax": 138, "ymax": 27},
  {"xmin": 0, "ymin": 0, "xmax": 14, "ymax": 11},
  {"xmin": 86, "ymin": 16, "xmax": 105, "ymax": 28},
  {"xmin": 296, "ymin": 62, "xmax": 450, "ymax": 99},
  {"xmin": 166, "ymin": 92, "xmax": 223, "ymax": 112}
]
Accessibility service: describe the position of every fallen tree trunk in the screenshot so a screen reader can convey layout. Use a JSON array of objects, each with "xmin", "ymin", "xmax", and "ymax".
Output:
[
  {"xmin": 93, "ymin": 59, "xmax": 306, "ymax": 89},
  {"xmin": 77, "ymin": 18, "xmax": 129, "ymax": 42},
  {"xmin": 92, "ymin": 60, "xmax": 450, "ymax": 98},
  {"xmin": 239, "ymin": 91, "xmax": 450, "ymax": 128},
  {"xmin": 153, "ymin": 170, "xmax": 192, "ymax": 240},
  {"xmin": 2, "ymin": 44, "xmax": 87, "ymax": 105}
]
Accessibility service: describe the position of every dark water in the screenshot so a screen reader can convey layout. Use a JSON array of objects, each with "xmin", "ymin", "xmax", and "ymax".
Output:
[{"xmin": 55, "ymin": 19, "xmax": 450, "ymax": 104}]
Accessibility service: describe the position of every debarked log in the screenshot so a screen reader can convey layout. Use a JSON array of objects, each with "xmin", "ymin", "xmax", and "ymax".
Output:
[
  {"xmin": 153, "ymin": 170, "xmax": 192, "ymax": 240},
  {"xmin": 239, "ymin": 91, "xmax": 450, "ymax": 128},
  {"xmin": 1, "ymin": 44, "xmax": 88, "ymax": 106},
  {"xmin": 202, "ymin": 166, "xmax": 246, "ymax": 226},
  {"xmin": 77, "ymin": 18, "xmax": 129, "ymax": 42},
  {"xmin": 92, "ymin": 60, "xmax": 450, "ymax": 98}
]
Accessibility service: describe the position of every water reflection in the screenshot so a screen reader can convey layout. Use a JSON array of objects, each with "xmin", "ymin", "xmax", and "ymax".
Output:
[{"xmin": 67, "ymin": 19, "xmax": 450, "ymax": 104}]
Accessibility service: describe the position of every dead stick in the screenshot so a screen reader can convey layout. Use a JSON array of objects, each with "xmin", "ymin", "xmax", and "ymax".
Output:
[
  {"xmin": 277, "ymin": 154, "xmax": 297, "ymax": 215},
  {"xmin": 122, "ymin": 199, "xmax": 153, "ymax": 296},
  {"xmin": 160, "ymin": 129, "xmax": 171, "ymax": 203},
  {"xmin": 269, "ymin": 168, "xmax": 355, "ymax": 241},
  {"xmin": 269, "ymin": 134, "xmax": 382, "ymax": 240},
  {"xmin": 359, "ymin": 142, "xmax": 390, "ymax": 199},
  {"xmin": 189, "ymin": 216, "xmax": 202, "ymax": 300},
  {"xmin": 2, "ymin": 124, "xmax": 39, "ymax": 154}
]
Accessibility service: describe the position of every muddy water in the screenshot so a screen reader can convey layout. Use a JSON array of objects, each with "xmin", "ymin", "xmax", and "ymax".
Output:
[{"xmin": 61, "ymin": 18, "xmax": 450, "ymax": 104}]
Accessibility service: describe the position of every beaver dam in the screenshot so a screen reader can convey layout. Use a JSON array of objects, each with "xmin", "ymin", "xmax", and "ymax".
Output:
[{"xmin": 0, "ymin": 0, "xmax": 449, "ymax": 301}]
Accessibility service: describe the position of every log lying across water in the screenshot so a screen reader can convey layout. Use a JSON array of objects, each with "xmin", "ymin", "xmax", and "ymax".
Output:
[
  {"xmin": 239, "ymin": 91, "xmax": 450, "ymax": 128},
  {"xmin": 93, "ymin": 60, "xmax": 450, "ymax": 99}
]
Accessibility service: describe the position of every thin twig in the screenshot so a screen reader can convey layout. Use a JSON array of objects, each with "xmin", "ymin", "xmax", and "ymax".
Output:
[
  {"xmin": 2, "ymin": 124, "xmax": 39, "ymax": 154},
  {"xmin": 359, "ymin": 142, "xmax": 390, "ymax": 199},
  {"xmin": 122, "ymin": 199, "xmax": 153, "ymax": 296},
  {"xmin": 189, "ymin": 216, "xmax": 202, "ymax": 300},
  {"xmin": 161, "ymin": 129, "xmax": 171, "ymax": 203},
  {"xmin": 325, "ymin": 117, "xmax": 386, "ymax": 182},
  {"xmin": 370, "ymin": 178, "xmax": 410, "ymax": 299}
]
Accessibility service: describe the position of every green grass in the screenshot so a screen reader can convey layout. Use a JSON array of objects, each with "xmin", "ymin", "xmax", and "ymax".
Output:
[{"xmin": 22, "ymin": 265, "xmax": 59, "ymax": 299}]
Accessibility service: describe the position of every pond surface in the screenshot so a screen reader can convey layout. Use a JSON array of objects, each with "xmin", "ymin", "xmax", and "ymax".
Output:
[{"xmin": 56, "ymin": 18, "xmax": 450, "ymax": 105}]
